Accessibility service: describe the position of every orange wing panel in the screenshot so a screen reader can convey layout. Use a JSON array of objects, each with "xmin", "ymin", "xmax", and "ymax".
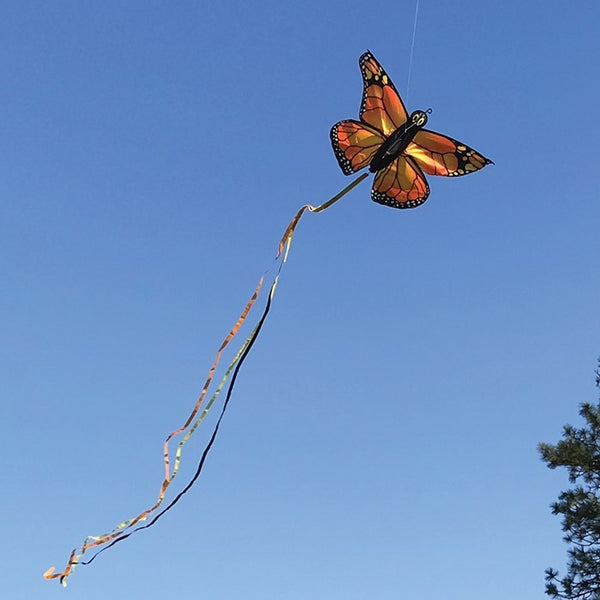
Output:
[
  {"xmin": 371, "ymin": 156, "xmax": 429, "ymax": 209},
  {"xmin": 330, "ymin": 120, "xmax": 384, "ymax": 175},
  {"xmin": 358, "ymin": 51, "xmax": 408, "ymax": 136},
  {"xmin": 408, "ymin": 129, "xmax": 493, "ymax": 177}
]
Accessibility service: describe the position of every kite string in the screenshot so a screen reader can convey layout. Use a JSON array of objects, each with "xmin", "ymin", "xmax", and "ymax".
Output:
[
  {"xmin": 45, "ymin": 170, "xmax": 369, "ymax": 586},
  {"xmin": 405, "ymin": 0, "xmax": 420, "ymax": 99}
]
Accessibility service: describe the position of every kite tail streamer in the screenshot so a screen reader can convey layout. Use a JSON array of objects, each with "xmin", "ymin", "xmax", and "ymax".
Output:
[
  {"xmin": 43, "ymin": 281, "xmax": 266, "ymax": 585},
  {"xmin": 277, "ymin": 172, "xmax": 369, "ymax": 256},
  {"xmin": 76, "ymin": 256, "xmax": 283, "ymax": 570},
  {"xmin": 44, "ymin": 171, "xmax": 368, "ymax": 585}
]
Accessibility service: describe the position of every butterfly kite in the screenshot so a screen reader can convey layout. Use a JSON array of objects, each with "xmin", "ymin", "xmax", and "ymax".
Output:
[
  {"xmin": 331, "ymin": 51, "xmax": 492, "ymax": 208},
  {"xmin": 45, "ymin": 51, "xmax": 491, "ymax": 585}
]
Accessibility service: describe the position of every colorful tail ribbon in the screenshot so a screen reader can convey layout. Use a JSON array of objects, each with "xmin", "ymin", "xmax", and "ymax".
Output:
[{"xmin": 44, "ymin": 172, "xmax": 368, "ymax": 585}]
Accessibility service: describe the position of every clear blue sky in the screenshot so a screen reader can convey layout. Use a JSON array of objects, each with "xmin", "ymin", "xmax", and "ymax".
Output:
[{"xmin": 2, "ymin": 1, "xmax": 599, "ymax": 598}]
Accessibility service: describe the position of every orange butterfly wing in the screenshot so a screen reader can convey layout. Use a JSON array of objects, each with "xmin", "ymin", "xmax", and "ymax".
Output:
[
  {"xmin": 372, "ymin": 155, "xmax": 429, "ymax": 209},
  {"xmin": 358, "ymin": 52, "xmax": 429, "ymax": 208},
  {"xmin": 358, "ymin": 51, "xmax": 408, "ymax": 136},
  {"xmin": 330, "ymin": 50, "xmax": 408, "ymax": 176},
  {"xmin": 407, "ymin": 129, "xmax": 493, "ymax": 177},
  {"xmin": 330, "ymin": 120, "xmax": 385, "ymax": 175}
]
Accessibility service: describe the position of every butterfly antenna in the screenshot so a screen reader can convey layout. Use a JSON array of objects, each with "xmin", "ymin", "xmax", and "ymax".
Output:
[{"xmin": 406, "ymin": 0, "xmax": 420, "ymax": 100}]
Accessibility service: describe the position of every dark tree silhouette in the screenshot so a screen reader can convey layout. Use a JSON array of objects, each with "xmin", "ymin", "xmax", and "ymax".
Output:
[{"xmin": 539, "ymin": 360, "xmax": 600, "ymax": 600}]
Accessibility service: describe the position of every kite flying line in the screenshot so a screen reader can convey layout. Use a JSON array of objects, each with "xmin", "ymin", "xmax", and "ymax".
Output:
[
  {"xmin": 45, "ymin": 49, "xmax": 491, "ymax": 586},
  {"xmin": 406, "ymin": 0, "xmax": 421, "ymax": 99}
]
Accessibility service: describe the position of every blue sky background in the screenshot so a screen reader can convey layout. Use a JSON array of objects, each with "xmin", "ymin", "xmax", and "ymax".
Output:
[{"xmin": 2, "ymin": 1, "xmax": 599, "ymax": 598}]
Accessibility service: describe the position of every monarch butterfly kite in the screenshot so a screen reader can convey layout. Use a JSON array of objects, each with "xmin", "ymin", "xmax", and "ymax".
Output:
[
  {"xmin": 331, "ymin": 51, "xmax": 492, "ymax": 208},
  {"xmin": 45, "ymin": 50, "xmax": 492, "ymax": 585}
]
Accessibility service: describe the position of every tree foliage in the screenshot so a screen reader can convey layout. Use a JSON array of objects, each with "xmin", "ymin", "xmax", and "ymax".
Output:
[{"xmin": 539, "ymin": 361, "xmax": 600, "ymax": 600}]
